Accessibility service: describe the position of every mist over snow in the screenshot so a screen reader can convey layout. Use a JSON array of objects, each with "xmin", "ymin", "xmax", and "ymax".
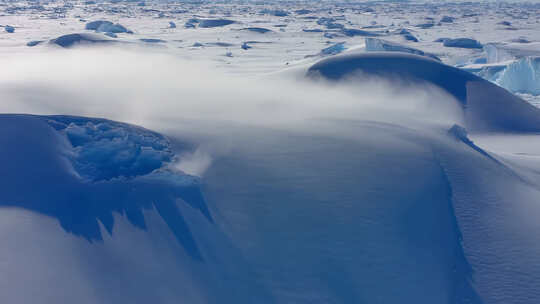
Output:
[{"xmin": 0, "ymin": 48, "xmax": 465, "ymax": 132}]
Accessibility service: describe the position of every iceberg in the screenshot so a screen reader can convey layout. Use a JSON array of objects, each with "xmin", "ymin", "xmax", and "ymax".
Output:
[
  {"xmin": 241, "ymin": 42, "xmax": 251, "ymax": 50},
  {"xmin": 341, "ymin": 28, "xmax": 381, "ymax": 37},
  {"xmin": 294, "ymin": 9, "xmax": 311, "ymax": 15},
  {"xmin": 484, "ymin": 43, "xmax": 516, "ymax": 63},
  {"xmin": 443, "ymin": 38, "xmax": 483, "ymax": 49},
  {"xmin": 206, "ymin": 42, "xmax": 234, "ymax": 47},
  {"xmin": 320, "ymin": 42, "xmax": 346, "ymax": 56},
  {"xmin": 184, "ymin": 21, "xmax": 196, "ymax": 28},
  {"xmin": 26, "ymin": 40, "xmax": 43, "ymax": 47},
  {"xmin": 139, "ymin": 38, "xmax": 166, "ymax": 43},
  {"xmin": 440, "ymin": 16, "xmax": 455, "ymax": 23},
  {"xmin": 392, "ymin": 28, "xmax": 417, "ymax": 41},
  {"xmin": 484, "ymin": 42, "xmax": 540, "ymax": 64},
  {"xmin": 259, "ymin": 8, "xmax": 288, "ymax": 16},
  {"xmin": 403, "ymin": 33, "xmax": 418, "ymax": 42},
  {"xmin": 511, "ymin": 37, "xmax": 530, "ymax": 44},
  {"xmin": 198, "ymin": 19, "xmax": 235, "ymax": 28},
  {"xmin": 306, "ymin": 42, "xmax": 347, "ymax": 58},
  {"xmin": 85, "ymin": 20, "xmax": 131, "ymax": 34},
  {"xmin": 302, "ymin": 28, "xmax": 323, "ymax": 33},
  {"xmin": 434, "ymin": 37, "xmax": 450, "ymax": 43},
  {"xmin": 365, "ymin": 38, "xmax": 440, "ymax": 61},
  {"xmin": 241, "ymin": 27, "xmax": 272, "ymax": 34},
  {"xmin": 49, "ymin": 33, "xmax": 116, "ymax": 48},
  {"xmin": 494, "ymin": 57, "xmax": 540, "ymax": 96},
  {"xmin": 317, "ymin": 17, "xmax": 344, "ymax": 29},
  {"xmin": 415, "ymin": 22, "xmax": 435, "ymax": 29}
]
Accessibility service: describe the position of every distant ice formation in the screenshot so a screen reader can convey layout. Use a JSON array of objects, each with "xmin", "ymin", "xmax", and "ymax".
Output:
[
  {"xmin": 26, "ymin": 40, "xmax": 43, "ymax": 47},
  {"xmin": 365, "ymin": 38, "xmax": 440, "ymax": 61},
  {"xmin": 49, "ymin": 33, "xmax": 116, "ymax": 48},
  {"xmin": 486, "ymin": 57, "xmax": 540, "ymax": 96},
  {"xmin": 259, "ymin": 8, "xmax": 288, "ymax": 16},
  {"xmin": 139, "ymin": 38, "xmax": 166, "ymax": 43},
  {"xmin": 484, "ymin": 42, "xmax": 540, "ymax": 64},
  {"xmin": 443, "ymin": 38, "xmax": 483, "ymax": 49},
  {"xmin": 306, "ymin": 42, "xmax": 347, "ymax": 57},
  {"xmin": 85, "ymin": 20, "xmax": 132, "ymax": 34},
  {"xmin": 241, "ymin": 27, "xmax": 272, "ymax": 34},
  {"xmin": 341, "ymin": 28, "xmax": 381, "ymax": 37},
  {"xmin": 440, "ymin": 16, "xmax": 455, "ymax": 23},
  {"xmin": 415, "ymin": 22, "xmax": 435, "ymax": 29},
  {"xmin": 198, "ymin": 19, "xmax": 236, "ymax": 28}
]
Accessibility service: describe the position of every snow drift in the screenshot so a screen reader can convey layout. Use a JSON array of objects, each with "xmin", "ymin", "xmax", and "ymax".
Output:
[
  {"xmin": 1, "ymin": 48, "xmax": 540, "ymax": 304},
  {"xmin": 307, "ymin": 52, "xmax": 540, "ymax": 132}
]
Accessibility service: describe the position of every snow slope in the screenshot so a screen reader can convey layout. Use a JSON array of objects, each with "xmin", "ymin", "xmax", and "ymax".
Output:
[
  {"xmin": 1, "ymin": 1, "xmax": 540, "ymax": 303},
  {"xmin": 307, "ymin": 52, "xmax": 540, "ymax": 132},
  {"xmin": 1, "ymin": 105, "xmax": 540, "ymax": 304}
]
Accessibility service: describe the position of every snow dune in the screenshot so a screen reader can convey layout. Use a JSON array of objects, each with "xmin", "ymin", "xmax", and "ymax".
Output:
[
  {"xmin": 307, "ymin": 52, "xmax": 540, "ymax": 132},
  {"xmin": 1, "ymin": 49, "xmax": 540, "ymax": 304}
]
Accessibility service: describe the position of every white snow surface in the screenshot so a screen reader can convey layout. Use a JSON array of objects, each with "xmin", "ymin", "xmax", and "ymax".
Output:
[{"xmin": 1, "ymin": 1, "xmax": 540, "ymax": 303}]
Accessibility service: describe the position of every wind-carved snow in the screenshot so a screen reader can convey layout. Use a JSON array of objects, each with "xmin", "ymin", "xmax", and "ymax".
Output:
[
  {"xmin": 447, "ymin": 124, "xmax": 502, "ymax": 165},
  {"xmin": 47, "ymin": 116, "xmax": 173, "ymax": 181},
  {"xmin": 307, "ymin": 52, "xmax": 540, "ymax": 132},
  {"xmin": 0, "ymin": 115, "xmax": 213, "ymax": 261}
]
